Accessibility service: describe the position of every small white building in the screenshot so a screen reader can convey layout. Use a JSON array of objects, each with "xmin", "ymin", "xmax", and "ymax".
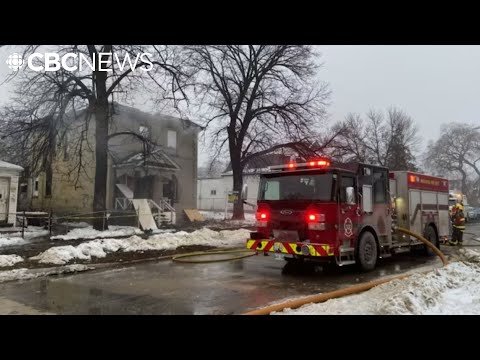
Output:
[
  {"xmin": 0, "ymin": 160, "xmax": 23, "ymax": 226},
  {"xmin": 197, "ymin": 173, "xmax": 261, "ymax": 211}
]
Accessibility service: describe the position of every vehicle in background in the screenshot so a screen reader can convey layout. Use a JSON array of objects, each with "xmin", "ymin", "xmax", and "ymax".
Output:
[{"xmin": 466, "ymin": 206, "xmax": 480, "ymax": 222}]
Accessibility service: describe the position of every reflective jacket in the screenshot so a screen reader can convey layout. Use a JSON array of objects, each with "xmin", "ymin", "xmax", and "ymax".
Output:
[{"xmin": 453, "ymin": 210, "xmax": 466, "ymax": 230}]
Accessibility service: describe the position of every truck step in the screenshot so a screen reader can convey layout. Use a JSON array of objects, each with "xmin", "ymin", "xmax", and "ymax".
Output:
[
  {"xmin": 392, "ymin": 247, "xmax": 410, "ymax": 254},
  {"xmin": 337, "ymin": 260, "xmax": 356, "ymax": 266}
]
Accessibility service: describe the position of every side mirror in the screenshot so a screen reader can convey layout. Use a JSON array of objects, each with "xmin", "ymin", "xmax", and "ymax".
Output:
[
  {"xmin": 346, "ymin": 186, "xmax": 355, "ymax": 205},
  {"xmin": 241, "ymin": 184, "xmax": 248, "ymax": 200}
]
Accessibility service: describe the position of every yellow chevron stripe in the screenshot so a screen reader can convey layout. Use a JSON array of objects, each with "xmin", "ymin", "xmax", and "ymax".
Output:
[{"xmin": 246, "ymin": 240, "xmax": 334, "ymax": 257}]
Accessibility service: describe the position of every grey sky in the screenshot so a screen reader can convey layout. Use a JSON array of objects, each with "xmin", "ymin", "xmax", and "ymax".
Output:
[
  {"xmin": 2, "ymin": 45, "xmax": 480, "ymax": 166},
  {"xmin": 317, "ymin": 45, "xmax": 480, "ymax": 145}
]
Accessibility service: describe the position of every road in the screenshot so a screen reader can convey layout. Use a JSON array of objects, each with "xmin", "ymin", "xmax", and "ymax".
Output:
[{"xmin": 0, "ymin": 223, "xmax": 479, "ymax": 315}]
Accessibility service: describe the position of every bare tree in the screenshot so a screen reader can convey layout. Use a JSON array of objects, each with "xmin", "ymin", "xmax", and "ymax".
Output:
[
  {"xmin": 0, "ymin": 45, "xmax": 191, "ymax": 229},
  {"xmin": 334, "ymin": 107, "xmax": 419, "ymax": 170},
  {"xmin": 424, "ymin": 123, "xmax": 480, "ymax": 202},
  {"xmin": 185, "ymin": 45, "xmax": 330, "ymax": 219}
]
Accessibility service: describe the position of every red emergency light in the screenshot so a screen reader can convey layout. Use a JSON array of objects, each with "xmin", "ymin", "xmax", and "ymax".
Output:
[{"xmin": 269, "ymin": 158, "xmax": 331, "ymax": 171}]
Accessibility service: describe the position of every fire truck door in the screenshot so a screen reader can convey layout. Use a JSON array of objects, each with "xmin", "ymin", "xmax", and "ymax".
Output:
[
  {"xmin": 409, "ymin": 190, "xmax": 422, "ymax": 235},
  {"xmin": 338, "ymin": 175, "xmax": 359, "ymax": 247}
]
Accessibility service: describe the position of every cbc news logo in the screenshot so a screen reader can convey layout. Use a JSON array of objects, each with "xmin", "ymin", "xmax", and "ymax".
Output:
[
  {"xmin": 6, "ymin": 53, "xmax": 24, "ymax": 71},
  {"xmin": 5, "ymin": 52, "xmax": 153, "ymax": 72}
]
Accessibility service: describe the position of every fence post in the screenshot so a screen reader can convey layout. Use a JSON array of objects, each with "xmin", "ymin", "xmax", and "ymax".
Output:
[
  {"xmin": 137, "ymin": 207, "xmax": 140, "ymax": 229},
  {"xmin": 102, "ymin": 211, "xmax": 106, "ymax": 231},
  {"xmin": 48, "ymin": 209, "xmax": 52, "ymax": 236},
  {"xmin": 22, "ymin": 211, "xmax": 25, "ymax": 239}
]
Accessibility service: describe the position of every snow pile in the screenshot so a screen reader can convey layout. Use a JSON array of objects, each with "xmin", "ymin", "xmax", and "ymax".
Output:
[
  {"xmin": 31, "ymin": 228, "xmax": 251, "ymax": 265},
  {"xmin": 278, "ymin": 258, "xmax": 480, "ymax": 315},
  {"xmin": 0, "ymin": 237, "xmax": 28, "ymax": 248},
  {"xmin": 51, "ymin": 225, "xmax": 144, "ymax": 241},
  {"xmin": 0, "ymin": 255, "xmax": 23, "ymax": 267},
  {"xmin": 4, "ymin": 230, "xmax": 49, "ymax": 239},
  {"xmin": 0, "ymin": 264, "xmax": 90, "ymax": 283}
]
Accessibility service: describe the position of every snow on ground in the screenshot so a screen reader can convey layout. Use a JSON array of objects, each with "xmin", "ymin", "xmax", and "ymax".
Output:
[
  {"xmin": 0, "ymin": 264, "xmax": 90, "ymax": 283},
  {"xmin": 31, "ymin": 228, "xmax": 251, "ymax": 265},
  {"xmin": 278, "ymin": 248, "xmax": 480, "ymax": 315},
  {"xmin": 200, "ymin": 210, "xmax": 256, "ymax": 225},
  {"xmin": 0, "ymin": 237, "xmax": 28, "ymax": 248},
  {"xmin": 0, "ymin": 226, "xmax": 49, "ymax": 240},
  {"xmin": 59, "ymin": 221, "xmax": 90, "ymax": 228},
  {"xmin": 51, "ymin": 225, "xmax": 145, "ymax": 241},
  {"xmin": 0, "ymin": 255, "xmax": 23, "ymax": 268}
]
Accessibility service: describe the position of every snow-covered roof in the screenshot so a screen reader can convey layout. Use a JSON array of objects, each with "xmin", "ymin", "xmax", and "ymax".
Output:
[{"xmin": 0, "ymin": 160, "xmax": 23, "ymax": 172}]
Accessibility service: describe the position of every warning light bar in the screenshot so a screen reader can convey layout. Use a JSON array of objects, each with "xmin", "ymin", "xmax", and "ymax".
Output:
[{"xmin": 269, "ymin": 158, "xmax": 331, "ymax": 171}]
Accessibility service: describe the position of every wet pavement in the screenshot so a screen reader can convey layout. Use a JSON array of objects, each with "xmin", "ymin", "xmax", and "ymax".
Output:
[{"xmin": 0, "ymin": 222, "xmax": 479, "ymax": 315}]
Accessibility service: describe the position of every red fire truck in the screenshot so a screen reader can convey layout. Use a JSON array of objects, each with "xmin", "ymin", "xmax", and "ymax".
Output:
[{"xmin": 246, "ymin": 159, "xmax": 450, "ymax": 271}]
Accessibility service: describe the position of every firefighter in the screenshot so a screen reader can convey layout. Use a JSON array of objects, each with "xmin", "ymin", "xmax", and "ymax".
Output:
[{"xmin": 449, "ymin": 203, "xmax": 466, "ymax": 245}]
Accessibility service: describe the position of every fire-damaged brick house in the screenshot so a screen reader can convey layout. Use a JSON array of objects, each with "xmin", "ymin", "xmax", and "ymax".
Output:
[{"xmin": 20, "ymin": 103, "xmax": 203, "ymax": 225}]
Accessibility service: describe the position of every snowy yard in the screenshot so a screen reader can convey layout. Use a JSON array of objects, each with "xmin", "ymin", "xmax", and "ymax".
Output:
[
  {"xmin": 199, "ymin": 210, "xmax": 256, "ymax": 225},
  {"xmin": 31, "ymin": 228, "xmax": 250, "ymax": 265},
  {"xmin": 278, "ymin": 248, "xmax": 480, "ymax": 315},
  {"xmin": 0, "ymin": 226, "xmax": 49, "ymax": 248}
]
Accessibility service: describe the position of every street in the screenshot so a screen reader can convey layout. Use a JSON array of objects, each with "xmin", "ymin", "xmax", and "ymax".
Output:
[{"xmin": 0, "ymin": 222, "xmax": 479, "ymax": 315}]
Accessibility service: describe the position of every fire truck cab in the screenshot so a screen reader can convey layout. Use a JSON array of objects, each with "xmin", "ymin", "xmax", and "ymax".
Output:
[{"xmin": 246, "ymin": 159, "xmax": 449, "ymax": 271}]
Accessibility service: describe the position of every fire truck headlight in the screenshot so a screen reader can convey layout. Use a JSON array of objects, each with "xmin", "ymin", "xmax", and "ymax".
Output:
[{"xmin": 301, "ymin": 245, "xmax": 311, "ymax": 256}]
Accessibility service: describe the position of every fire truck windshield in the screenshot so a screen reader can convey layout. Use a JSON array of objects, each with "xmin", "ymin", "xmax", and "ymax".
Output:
[{"xmin": 259, "ymin": 173, "xmax": 334, "ymax": 201}]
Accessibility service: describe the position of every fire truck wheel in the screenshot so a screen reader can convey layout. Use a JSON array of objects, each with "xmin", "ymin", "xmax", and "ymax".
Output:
[
  {"xmin": 356, "ymin": 231, "xmax": 378, "ymax": 271},
  {"xmin": 423, "ymin": 225, "xmax": 439, "ymax": 256}
]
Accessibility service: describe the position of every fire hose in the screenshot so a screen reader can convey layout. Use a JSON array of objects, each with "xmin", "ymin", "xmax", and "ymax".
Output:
[
  {"xmin": 242, "ymin": 227, "xmax": 448, "ymax": 315},
  {"xmin": 171, "ymin": 249, "xmax": 255, "ymax": 263}
]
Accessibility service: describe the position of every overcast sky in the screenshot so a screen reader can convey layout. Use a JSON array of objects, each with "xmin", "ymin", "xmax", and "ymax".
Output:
[
  {"xmin": 317, "ymin": 45, "xmax": 480, "ymax": 143},
  {"xmin": 2, "ymin": 45, "xmax": 480, "ymax": 165}
]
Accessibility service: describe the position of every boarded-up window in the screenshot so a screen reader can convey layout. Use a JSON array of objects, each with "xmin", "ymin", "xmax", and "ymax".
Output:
[{"xmin": 167, "ymin": 130, "xmax": 177, "ymax": 149}]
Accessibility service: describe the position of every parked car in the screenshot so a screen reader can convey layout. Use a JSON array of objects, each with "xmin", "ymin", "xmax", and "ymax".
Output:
[
  {"xmin": 469, "ymin": 207, "xmax": 480, "ymax": 221},
  {"xmin": 465, "ymin": 206, "xmax": 479, "ymax": 222}
]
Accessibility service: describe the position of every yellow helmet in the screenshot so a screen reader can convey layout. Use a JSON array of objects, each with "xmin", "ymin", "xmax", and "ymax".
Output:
[{"xmin": 456, "ymin": 204, "xmax": 463, "ymax": 211}]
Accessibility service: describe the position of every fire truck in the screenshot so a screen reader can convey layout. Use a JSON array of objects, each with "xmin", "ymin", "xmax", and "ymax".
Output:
[{"xmin": 246, "ymin": 159, "xmax": 450, "ymax": 271}]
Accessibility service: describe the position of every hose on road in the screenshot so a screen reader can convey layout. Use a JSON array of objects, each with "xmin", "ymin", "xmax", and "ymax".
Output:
[
  {"xmin": 172, "ymin": 249, "xmax": 255, "ymax": 263},
  {"xmin": 243, "ymin": 226, "xmax": 448, "ymax": 315}
]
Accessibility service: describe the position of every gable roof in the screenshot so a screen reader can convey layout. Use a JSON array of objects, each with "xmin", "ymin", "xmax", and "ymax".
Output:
[{"xmin": 0, "ymin": 160, "xmax": 23, "ymax": 172}]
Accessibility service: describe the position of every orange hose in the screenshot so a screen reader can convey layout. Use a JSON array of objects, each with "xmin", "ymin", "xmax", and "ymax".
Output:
[{"xmin": 242, "ymin": 227, "xmax": 447, "ymax": 315}]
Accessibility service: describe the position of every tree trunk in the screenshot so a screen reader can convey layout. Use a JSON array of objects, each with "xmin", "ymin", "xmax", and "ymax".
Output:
[
  {"xmin": 232, "ymin": 168, "xmax": 244, "ymax": 220},
  {"xmin": 92, "ymin": 73, "xmax": 109, "ymax": 230},
  {"xmin": 230, "ymin": 145, "xmax": 245, "ymax": 220}
]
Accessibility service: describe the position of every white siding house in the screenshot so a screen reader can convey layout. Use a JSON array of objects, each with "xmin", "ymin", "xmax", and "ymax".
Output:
[{"xmin": 0, "ymin": 160, "xmax": 23, "ymax": 226}]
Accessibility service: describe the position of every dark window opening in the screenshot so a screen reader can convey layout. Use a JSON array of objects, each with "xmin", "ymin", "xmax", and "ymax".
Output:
[{"xmin": 211, "ymin": 189, "xmax": 216, "ymax": 195}]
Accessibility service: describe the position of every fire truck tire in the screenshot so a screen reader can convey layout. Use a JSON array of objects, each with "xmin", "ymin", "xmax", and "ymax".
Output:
[
  {"xmin": 356, "ymin": 231, "xmax": 378, "ymax": 271},
  {"xmin": 423, "ymin": 225, "xmax": 439, "ymax": 256}
]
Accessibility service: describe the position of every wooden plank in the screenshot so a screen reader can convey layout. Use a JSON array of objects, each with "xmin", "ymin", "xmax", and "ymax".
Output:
[
  {"xmin": 116, "ymin": 184, "xmax": 133, "ymax": 199},
  {"xmin": 131, "ymin": 199, "xmax": 158, "ymax": 230},
  {"xmin": 183, "ymin": 209, "xmax": 205, "ymax": 222}
]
